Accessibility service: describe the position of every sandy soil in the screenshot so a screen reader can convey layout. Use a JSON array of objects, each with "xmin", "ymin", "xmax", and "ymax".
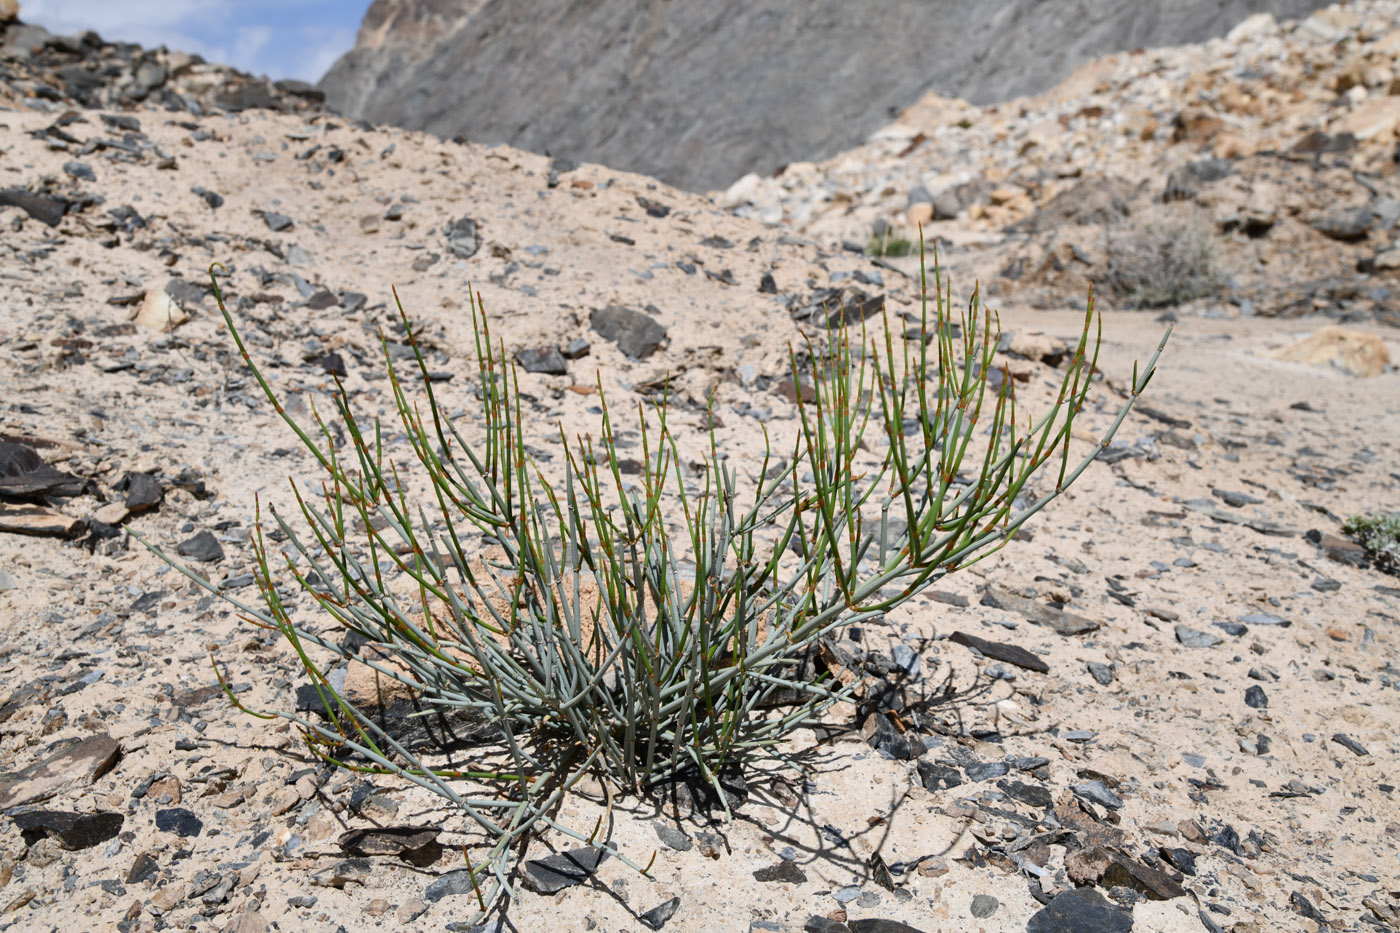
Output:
[{"xmin": 0, "ymin": 93, "xmax": 1398, "ymax": 933}]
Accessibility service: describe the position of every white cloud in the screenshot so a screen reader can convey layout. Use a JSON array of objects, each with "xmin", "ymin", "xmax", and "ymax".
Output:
[
  {"xmin": 21, "ymin": 0, "xmax": 213, "ymax": 46},
  {"xmin": 293, "ymin": 25, "xmax": 357, "ymax": 82},
  {"xmin": 231, "ymin": 25, "xmax": 273, "ymax": 70}
]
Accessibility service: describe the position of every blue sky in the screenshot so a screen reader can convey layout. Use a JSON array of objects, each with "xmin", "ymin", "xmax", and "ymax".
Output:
[{"xmin": 21, "ymin": 1, "xmax": 371, "ymax": 82}]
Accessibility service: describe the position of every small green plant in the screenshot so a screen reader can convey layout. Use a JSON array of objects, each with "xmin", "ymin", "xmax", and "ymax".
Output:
[
  {"xmin": 1103, "ymin": 213, "xmax": 1223, "ymax": 308},
  {"xmin": 1343, "ymin": 513, "xmax": 1400, "ymax": 574},
  {"xmin": 867, "ymin": 230, "xmax": 914, "ymax": 257},
  {"xmin": 137, "ymin": 244, "xmax": 1167, "ymax": 920}
]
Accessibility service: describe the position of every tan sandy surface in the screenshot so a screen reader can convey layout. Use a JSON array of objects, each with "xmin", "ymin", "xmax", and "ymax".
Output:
[{"xmin": 1, "ymin": 64, "xmax": 1398, "ymax": 933}]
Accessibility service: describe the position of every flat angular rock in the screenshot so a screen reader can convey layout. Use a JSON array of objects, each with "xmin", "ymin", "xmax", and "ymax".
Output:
[
  {"xmin": 591, "ymin": 305, "xmax": 667, "ymax": 359},
  {"xmin": 0, "ymin": 503, "xmax": 83, "ymax": 538},
  {"xmin": 165, "ymin": 278, "xmax": 208, "ymax": 306},
  {"xmin": 0, "ymin": 188, "xmax": 69, "ymax": 227},
  {"xmin": 310, "ymin": 858, "xmax": 371, "ymax": 888},
  {"xmin": 306, "ymin": 289, "xmax": 339, "ymax": 310},
  {"xmin": 640, "ymin": 896, "xmax": 681, "ymax": 930},
  {"xmin": 193, "ymin": 186, "xmax": 224, "ymax": 209},
  {"xmin": 258, "ymin": 210, "xmax": 294, "ymax": 232},
  {"xmin": 155, "ymin": 807, "xmax": 202, "ymax": 838},
  {"xmin": 1086, "ymin": 661, "xmax": 1114, "ymax": 685},
  {"xmin": 12, "ymin": 809, "xmax": 123, "ymax": 849},
  {"xmin": 1026, "ymin": 887, "xmax": 1133, "ymax": 933},
  {"xmin": 0, "ymin": 733, "xmax": 120, "ymax": 809},
  {"xmin": 0, "ymin": 442, "xmax": 87, "ymax": 499},
  {"xmin": 980, "ymin": 585, "xmax": 1099, "ymax": 636},
  {"xmin": 425, "ymin": 869, "xmax": 477, "ymax": 902},
  {"xmin": 177, "ymin": 530, "xmax": 224, "ymax": 562},
  {"xmin": 1159, "ymin": 847, "xmax": 1196, "ymax": 876},
  {"xmin": 1308, "ymin": 530, "xmax": 1368, "ymax": 567},
  {"xmin": 117, "ymin": 472, "xmax": 163, "ymax": 513},
  {"xmin": 1182, "ymin": 499, "xmax": 1300, "ymax": 536},
  {"xmin": 1174, "ymin": 624, "xmax": 1222, "ymax": 648},
  {"xmin": 1291, "ymin": 891, "xmax": 1327, "ymax": 924},
  {"xmin": 516, "ymin": 346, "xmax": 568, "ymax": 375},
  {"xmin": 825, "ymin": 292, "xmax": 885, "ymax": 328},
  {"xmin": 916, "ymin": 759, "xmax": 963, "ymax": 793},
  {"xmin": 222, "ymin": 908, "xmax": 268, "ymax": 933},
  {"xmin": 948, "ymin": 631, "xmax": 1049, "ymax": 673},
  {"xmin": 848, "ymin": 921, "xmax": 927, "ymax": 933},
  {"xmin": 1072, "ymin": 779, "xmax": 1124, "ymax": 810},
  {"xmin": 318, "ymin": 353, "xmax": 347, "ymax": 378},
  {"xmin": 653, "ymin": 822, "xmax": 692, "ymax": 851},
  {"xmin": 1238, "ymin": 612, "xmax": 1289, "ymax": 627},
  {"xmin": 964, "ymin": 761, "xmax": 1009, "ymax": 782},
  {"xmin": 1332, "ymin": 733, "xmax": 1368, "ymax": 756},
  {"xmin": 861, "ymin": 711, "xmax": 918, "ymax": 760},
  {"xmin": 1309, "ymin": 207, "xmax": 1373, "ymax": 241},
  {"xmin": 1065, "ymin": 845, "xmax": 1186, "ymax": 900},
  {"xmin": 338, "ymin": 826, "xmax": 439, "ymax": 857},
  {"xmin": 636, "ymin": 195, "xmax": 672, "ymax": 218},
  {"xmin": 754, "ymin": 861, "xmax": 807, "ymax": 883},
  {"xmin": 800, "ymin": 918, "xmax": 851, "ymax": 933},
  {"xmin": 445, "ymin": 215, "xmax": 480, "ymax": 259},
  {"xmin": 1212, "ymin": 488, "xmax": 1261, "ymax": 508},
  {"xmin": 520, "ymin": 846, "xmax": 608, "ymax": 894},
  {"xmin": 127, "ymin": 852, "xmax": 159, "ymax": 884},
  {"xmin": 100, "ymin": 113, "xmax": 142, "ymax": 132},
  {"xmin": 997, "ymin": 778, "xmax": 1053, "ymax": 809}
]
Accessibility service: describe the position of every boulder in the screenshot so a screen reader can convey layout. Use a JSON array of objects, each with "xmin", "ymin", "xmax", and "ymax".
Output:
[
  {"xmin": 1271, "ymin": 326, "xmax": 1391, "ymax": 378},
  {"xmin": 133, "ymin": 289, "xmax": 190, "ymax": 332},
  {"xmin": 1310, "ymin": 207, "xmax": 1374, "ymax": 242},
  {"xmin": 1332, "ymin": 97, "xmax": 1400, "ymax": 141}
]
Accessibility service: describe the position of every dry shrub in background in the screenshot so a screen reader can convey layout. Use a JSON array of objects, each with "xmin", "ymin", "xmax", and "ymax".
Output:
[{"xmin": 1102, "ymin": 211, "xmax": 1224, "ymax": 309}]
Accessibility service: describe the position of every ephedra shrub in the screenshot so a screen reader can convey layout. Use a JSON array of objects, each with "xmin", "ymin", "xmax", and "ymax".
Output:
[
  {"xmin": 1103, "ymin": 212, "xmax": 1223, "ymax": 309},
  {"xmin": 144, "ymin": 246, "xmax": 1167, "ymax": 917},
  {"xmin": 1343, "ymin": 513, "xmax": 1400, "ymax": 574}
]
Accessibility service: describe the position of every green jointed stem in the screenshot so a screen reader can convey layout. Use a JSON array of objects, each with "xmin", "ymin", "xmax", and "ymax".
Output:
[{"xmin": 135, "ymin": 252, "xmax": 1167, "ymax": 922}]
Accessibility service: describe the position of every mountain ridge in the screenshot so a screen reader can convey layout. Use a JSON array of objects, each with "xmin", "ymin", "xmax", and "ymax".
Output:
[{"xmin": 319, "ymin": 0, "xmax": 1331, "ymax": 190}]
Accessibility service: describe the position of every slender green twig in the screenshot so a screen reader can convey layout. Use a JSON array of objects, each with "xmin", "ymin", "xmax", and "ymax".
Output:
[{"xmin": 133, "ymin": 246, "xmax": 1167, "ymax": 923}]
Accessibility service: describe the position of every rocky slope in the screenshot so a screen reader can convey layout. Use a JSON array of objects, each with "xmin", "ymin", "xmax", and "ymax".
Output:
[
  {"xmin": 722, "ymin": 3, "xmax": 1400, "ymax": 323},
  {"xmin": 1, "ymin": 3, "xmax": 1399, "ymax": 933},
  {"xmin": 0, "ymin": 14, "xmax": 326, "ymax": 115},
  {"xmin": 318, "ymin": 0, "xmax": 1330, "ymax": 191}
]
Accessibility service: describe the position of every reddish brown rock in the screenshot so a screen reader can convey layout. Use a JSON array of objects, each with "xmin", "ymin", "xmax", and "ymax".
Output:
[{"xmin": 0, "ymin": 734, "xmax": 120, "ymax": 809}]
